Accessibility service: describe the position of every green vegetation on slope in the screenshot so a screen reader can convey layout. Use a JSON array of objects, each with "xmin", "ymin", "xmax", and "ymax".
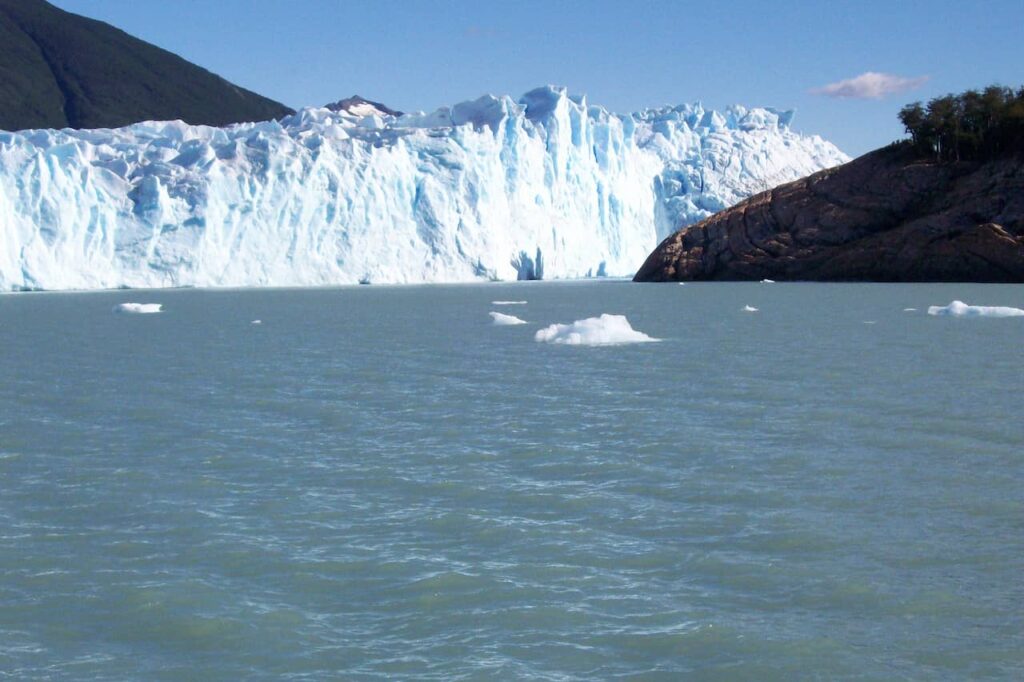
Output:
[
  {"xmin": 0, "ymin": 0, "xmax": 293, "ymax": 131},
  {"xmin": 899, "ymin": 85, "xmax": 1024, "ymax": 162}
]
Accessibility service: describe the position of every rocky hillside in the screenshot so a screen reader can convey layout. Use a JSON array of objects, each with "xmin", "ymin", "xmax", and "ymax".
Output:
[
  {"xmin": 0, "ymin": 0, "xmax": 292, "ymax": 131},
  {"xmin": 325, "ymin": 95, "xmax": 403, "ymax": 118},
  {"xmin": 634, "ymin": 144, "xmax": 1024, "ymax": 282}
]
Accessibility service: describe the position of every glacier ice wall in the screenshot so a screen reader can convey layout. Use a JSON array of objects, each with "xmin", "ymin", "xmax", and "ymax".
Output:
[{"xmin": 0, "ymin": 86, "xmax": 848, "ymax": 291}]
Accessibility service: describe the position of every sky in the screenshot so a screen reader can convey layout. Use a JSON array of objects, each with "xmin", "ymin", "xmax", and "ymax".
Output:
[{"xmin": 52, "ymin": 0, "xmax": 1024, "ymax": 156}]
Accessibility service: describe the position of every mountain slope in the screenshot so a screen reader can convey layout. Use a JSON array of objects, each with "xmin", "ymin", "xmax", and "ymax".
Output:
[
  {"xmin": 633, "ymin": 144, "xmax": 1024, "ymax": 282},
  {"xmin": 325, "ymin": 95, "xmax": 403, "ymax": 118},
  {"xmin": 0, "ymin": 0, "xmax": 292, "ymax": 131}
]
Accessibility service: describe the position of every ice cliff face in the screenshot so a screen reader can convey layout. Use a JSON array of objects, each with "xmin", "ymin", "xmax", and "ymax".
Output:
[{"xmin": 0, "ymin": 86, "xmax": 848, "ymax": 291}]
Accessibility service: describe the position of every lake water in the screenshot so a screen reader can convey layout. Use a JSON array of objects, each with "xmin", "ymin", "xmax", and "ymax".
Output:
[{"xmin": 1, "ymin": 281, "xmax": 1022, "ymax": 680}]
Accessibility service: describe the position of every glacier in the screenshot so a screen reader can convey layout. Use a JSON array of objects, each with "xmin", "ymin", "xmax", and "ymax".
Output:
[{"xmin": 0, "ymin": 86, "xmax": 848, "ymax": 291}]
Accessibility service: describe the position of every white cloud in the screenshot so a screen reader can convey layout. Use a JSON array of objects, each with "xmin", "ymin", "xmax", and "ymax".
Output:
[{"xmin": 811, "ymin": 72, "xmax": 929, "ymax": 100}]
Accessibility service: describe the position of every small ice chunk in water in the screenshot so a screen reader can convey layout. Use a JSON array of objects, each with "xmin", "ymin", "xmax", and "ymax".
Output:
[
  {"xmin": 760, "ymin": 279, "xmax": 775, "ymax": 284},
  {"xmin": 534, "ymin": 314, "xmax": 658, "ymax": 345},
  {"xmin": 743, "ymin": 305, "xmax": 759, "ymax": 312},
  {"xmin": 114, "ymin": 303, "xmax": 162, "ymax": 314},
  {"xmin": 903, "ymin": 308, "xmax": 917, "ymax": 312},
  {"xmin": 490, "ymin": 312, "xmax": 527, "ymax": 325},
  {"xmin": 491, "ymin": 300, "xmax": 527, "ymax": 305},
  {"xmin": 927, "ymin": 300, "xmax": 1024, "ymax": 318},
  {"xmin": 251, "ymin": 320, "xmax": 262, "ymax": 325}
]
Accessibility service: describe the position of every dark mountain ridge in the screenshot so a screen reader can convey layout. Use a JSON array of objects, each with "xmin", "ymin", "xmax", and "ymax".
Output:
[
  {"xmin": 325, "ymin": 95, "xmax": 403, "ymax": 117},
  {"xmin": 0, "ymin": 0, "xmax": 293, "ymax": 131}
]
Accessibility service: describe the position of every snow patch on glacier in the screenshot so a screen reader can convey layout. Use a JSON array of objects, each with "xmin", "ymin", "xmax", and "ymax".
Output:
[{"xmin": 0, "ymin": 85, "xmax": 848, "ymax": 291}]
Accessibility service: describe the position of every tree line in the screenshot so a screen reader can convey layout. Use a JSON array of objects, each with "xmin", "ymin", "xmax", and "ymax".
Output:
[{"xmin": 898, "ymin": 85, "xmax": 1024, "ymax": 162}]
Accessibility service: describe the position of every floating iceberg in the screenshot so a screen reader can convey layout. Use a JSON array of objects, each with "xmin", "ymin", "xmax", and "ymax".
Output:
[
  {"xmin": 534, "ymin": 313, "xmax": 658, "ymax": 345},
  {"xmin": 491, "ymin": 300, "xmax": 527, "ymax": 305},
  {"xmin": 0, "ymin": 86, "xmax": 847, "ymax": 291},
  {"xmin": 114, "ymin": 302, "xmax": 162, "ymax": 314},
  {"xmin": 489, "ymin": 311, "xmax": 527, "ymax": 325},
  {"xmin": 743, "ymin": 305, "xmax": 759, "ymax": 312},
  {"xmin": 927, "ymin": 300, "xmax": 1024, "ymax": 318}
]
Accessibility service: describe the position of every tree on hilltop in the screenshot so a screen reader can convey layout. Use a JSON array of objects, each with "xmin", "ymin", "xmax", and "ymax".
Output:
[{"xmin": 898, "ymin": 85, "xmax": 1024, "ymax": 161}]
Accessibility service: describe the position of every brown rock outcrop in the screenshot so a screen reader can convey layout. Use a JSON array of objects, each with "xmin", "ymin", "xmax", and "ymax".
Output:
[{"xmin": 634, "ymin": 145, "xmax": 1024, "ymax": 282}]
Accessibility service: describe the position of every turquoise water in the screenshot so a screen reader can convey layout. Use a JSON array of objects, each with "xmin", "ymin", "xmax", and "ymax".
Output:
[{"xmin": 1, "ymin": 282, "xmax": 1022, "ymax": 680}]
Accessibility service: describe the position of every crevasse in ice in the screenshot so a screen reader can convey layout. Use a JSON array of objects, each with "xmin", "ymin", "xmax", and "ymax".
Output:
[{"xmin": 0, "ymin": 86, "xmax": 847, "ymax": 291}]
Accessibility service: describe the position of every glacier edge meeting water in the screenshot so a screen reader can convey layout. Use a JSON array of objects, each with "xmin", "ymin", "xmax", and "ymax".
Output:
[{"xmin": 0, "ymin": 86, "xmax": 847, "ymax": 291}]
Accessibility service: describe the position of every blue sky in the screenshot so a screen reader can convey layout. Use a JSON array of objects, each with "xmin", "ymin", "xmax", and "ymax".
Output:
[{"xmin": 53, "ymin": 0, "xmax": 1024, "ymax": 156}]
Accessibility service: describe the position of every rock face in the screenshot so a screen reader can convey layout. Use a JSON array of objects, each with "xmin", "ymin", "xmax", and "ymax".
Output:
[
  {"xmin": 634, "ymin": 145, "xmax": 1024, "ymax": 282},
  {"xmin": 324, "ymin": 96, "xmax": 403, "ymax": 118},
  {"xmin": 0, "ymin": 0, "xmax": 293, "ymax": 131}
]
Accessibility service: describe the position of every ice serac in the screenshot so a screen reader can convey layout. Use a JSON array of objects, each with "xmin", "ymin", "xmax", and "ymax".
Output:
[{"xmin": 0, "ymin": 86, "xmax": 848, "ymax": 291}]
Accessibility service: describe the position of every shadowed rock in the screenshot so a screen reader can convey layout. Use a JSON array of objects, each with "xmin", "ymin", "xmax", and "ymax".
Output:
[
  {"xmin": 634, "ymin": 145, "xmax": 1024, "ymax": 282},
  {"xmin": 0, "ymin": 0, "xmax": 293, "ymax": 131},
  {"xmin": 324, "ymin": 95, "xmax": 403, "ymax": 118}
]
